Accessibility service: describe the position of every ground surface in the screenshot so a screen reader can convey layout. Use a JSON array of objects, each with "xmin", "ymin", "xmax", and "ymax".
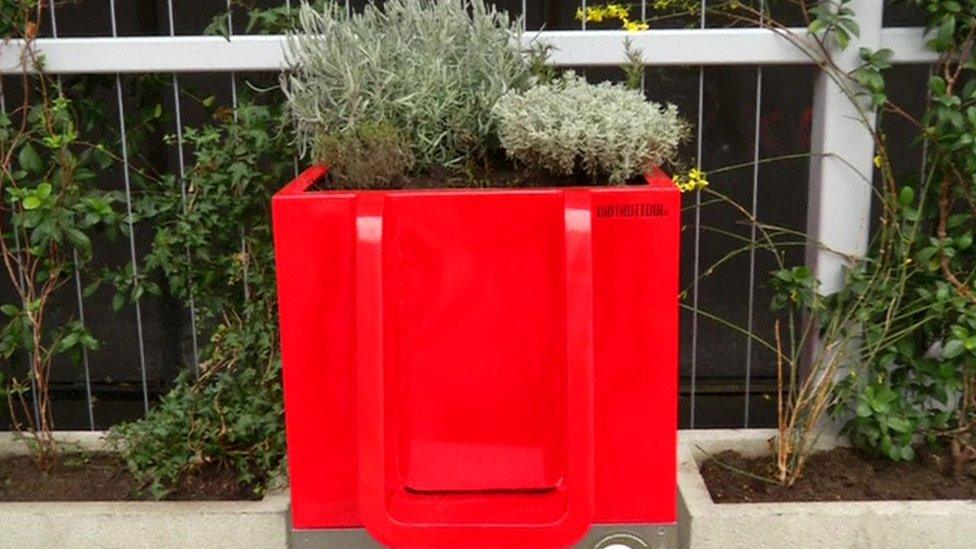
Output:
[
  {"xmin": 701, "ymin": 447, "xmax": 976, "ymax": 503},
  {"xmin": 0, "ymin": 453, "xmax": 258, "ymax": 501}
]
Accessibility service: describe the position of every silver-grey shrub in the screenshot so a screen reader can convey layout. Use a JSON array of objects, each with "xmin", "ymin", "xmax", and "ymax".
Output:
[
  {"xmin": 283, "ymin": 0, "xmax": 531, "ymax": 172},
  {"xmin": 492, "ymin": 73, "xmax": 689, "ymax": 184}
]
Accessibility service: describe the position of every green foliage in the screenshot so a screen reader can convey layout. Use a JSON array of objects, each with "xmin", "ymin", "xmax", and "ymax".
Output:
[
  {"xmin": 0, "ymin": 70, "xmax": 124, "ymax": 461},
  {"xmin": 0, "ymin": 0, "xmax": 38, "ymax": 39},
  {"xmin": 525, "ymin": 42, "xmax": 559, "ymax": 86},
  {"xmin": 110, "ymin": 346, "xmax": 284, "ymax": 499},
  {"xmin": 314, "ymin": 122, "xmax": 415, "ymax": 187},
  {"xmin": 769, "ymin": 266, "xmax": 820, "ymax": 312},
  {"xmin": 824, "ymin": 1, "xmax": 976, "ymax": 468},
  {"xmin": 622, "ymin": 37, "xmax": 645, "ymax": 92},
  {"xmin": 808, "ymin": 0, "xmax": 860, "ymax": 49},
  {"xmin": 135, "ymin": 100, "xmax": 289, "ymax": 319},
  {"xmin": 493, "ymin": 73, "xmax": 688, "ymax": 183},
  {"xmin": 283, "ymin": 0, "xmax": 532, "ymax": 173},
  {"xmin": 109, "ymin": 94, "xmax": 293, "ymax": 496},
  {"xmin": 853, "ymin": 47, "xmax": 893, "ymax": 109},
  {"xmin": 204, "ymin": 0, "xmax": 329, "ymax": 37}
]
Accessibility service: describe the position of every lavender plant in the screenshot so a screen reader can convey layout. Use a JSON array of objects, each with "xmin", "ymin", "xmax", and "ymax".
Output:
[
  {"xmin": 283, "ymin": 0, "xmax": 532, "ymax": 174},
  {"xmin": 492, "ymin": 73, "xmax": 688, "ymax": 184}
]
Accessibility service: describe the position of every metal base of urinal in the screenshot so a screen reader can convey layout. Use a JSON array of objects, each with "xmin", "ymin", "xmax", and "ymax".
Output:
[{"xmin": 291, "ymin": 523, "xmax": 677, "ymax": 548}]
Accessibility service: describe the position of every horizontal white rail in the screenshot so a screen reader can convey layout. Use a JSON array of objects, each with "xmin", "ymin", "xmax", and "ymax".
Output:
[{"xmin": 0, "ymin": 27, "xmax": 936, "ymax": 74}]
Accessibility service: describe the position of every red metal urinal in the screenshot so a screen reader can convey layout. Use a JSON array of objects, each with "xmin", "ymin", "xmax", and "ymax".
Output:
[{"xmin": 273, "ymin": 166, "xmax": 680, "ymax": 549}]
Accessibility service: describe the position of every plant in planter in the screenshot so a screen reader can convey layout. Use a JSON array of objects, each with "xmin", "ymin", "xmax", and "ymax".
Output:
[
  {"xmin": 283, "ymin": 0, "xmax": 534, "ymax": 184},
  {"xmin": 276, "ymin": 1, "xmax": 687, "ymax": 547},
  {"xmin": 829, "ymin": 0, "xmax": 976, "ymax": 474},
  {"xmin": 110, "ymin": 97, "xmax": 293, "ymax": 499},
  {"xmin": 107, "ymin": 6, "xmax": 309, "ymax": 501},
  {"xmin": 493, "ymin": 73, "xmax": 687, "ymax": 184},
  {"xmin": 0, "ymin": 1, "xmax": 124, "ymax": 467},
  {"xmin": 283, "ymin": 0, "xmax": 686, "ymax": 187},
  {"xmin": 676, "ymin": 0, "xmax": 976, "ymax": 546}
]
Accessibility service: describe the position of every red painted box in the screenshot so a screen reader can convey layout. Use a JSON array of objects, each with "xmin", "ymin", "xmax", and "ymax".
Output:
[{"xmin": 272, "ymin": 166, "xmax": 679, "ymax": 548}]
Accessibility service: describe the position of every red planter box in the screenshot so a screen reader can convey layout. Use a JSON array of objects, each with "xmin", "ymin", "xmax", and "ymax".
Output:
[{"xmin": 273, "ymin": 166, "xmax": 679, "ymax": 548}]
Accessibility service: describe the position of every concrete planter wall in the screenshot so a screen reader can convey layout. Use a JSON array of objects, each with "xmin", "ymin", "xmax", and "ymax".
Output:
[
  {"xmin": 0, "ymin": 432, "xmax": 290, "ymax": 549},
  {"xmin": 678, "ymin": 429, "xmax": 976, "ymax": 549}
]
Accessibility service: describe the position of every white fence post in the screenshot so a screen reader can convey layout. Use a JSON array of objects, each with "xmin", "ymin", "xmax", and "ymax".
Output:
[{"xmin": 805, "ymin": 0, "xmax": 885, "ymax": 293}]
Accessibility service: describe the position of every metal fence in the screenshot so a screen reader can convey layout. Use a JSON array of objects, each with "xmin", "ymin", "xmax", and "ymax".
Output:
[{"xmin": 0, "ymin": 0, "xmax": 936, "ymax": 431}]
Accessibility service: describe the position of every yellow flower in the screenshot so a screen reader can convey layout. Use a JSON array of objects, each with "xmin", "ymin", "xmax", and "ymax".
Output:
[
  {"xmin": 873, "ymin": 154, "xmax": 883, "ymax": 168},
  {"xmin": 577, "ymin": 4, "xmax": 634, "ymax": 25},
  {"xmin": 623, "ymin": 20, "xmax": 650, "ymax": 32},
  {"xmin": 674, "ymin": 167, "xmax": 709, "ymax": 193},
  {"xmin": 605, "ymin": 4, "xmax": 631, "ymax": 19},
  {"xmin": 577, "ymin": 7, "xmax": 607, "ymax": 23}
]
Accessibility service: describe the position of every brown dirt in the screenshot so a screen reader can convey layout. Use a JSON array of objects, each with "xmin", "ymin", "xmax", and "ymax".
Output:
[
  {"xmin": 312, "ymin": 163, "xmax": 649, "ymax": 191},
  {"xmin": 0, "ymin": 453, "xmax": 259, "ymax": 502},
  {"xmin": 700, "ymin": 447, "xmax": 976, "ymax": 503}
]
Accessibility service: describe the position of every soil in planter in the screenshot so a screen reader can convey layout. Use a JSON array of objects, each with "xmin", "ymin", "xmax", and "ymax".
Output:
[
  {"xmin": 700, "ymin": 447, "xmax": 976, "ymax": 503},
  {"xmin": 0, "ymin": 453, "xmax": 259, "ymax": 502},
  {"xmin": 311, "ymin": 162, "xmax": 651, "ymax": 191}
]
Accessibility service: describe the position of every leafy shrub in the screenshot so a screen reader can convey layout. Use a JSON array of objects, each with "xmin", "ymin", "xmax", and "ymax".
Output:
[
  {"xmin": 110, "ymin": 353, "xmax": 284, "ymax": 498},
  {"xmin": 492, "ymin": 73, "xmax": 688, "ymax": 183},
  {"xmin": 0, "ymin": 4, "xmax": 125, "ymax": 465},
  {"xmin": 110, "ymin": 96, "xmax": 292, "ymax": 497},
  {"xmin": 283, "ymin": 0, "xmax": 532, "ymax": 172},
  {"xmin": 313, "ymin": 122, "xmax": 414, "ymax": 187},
  {"xmin": 821, "ymin": 0, "xmax": 976, "ymax": 471}
]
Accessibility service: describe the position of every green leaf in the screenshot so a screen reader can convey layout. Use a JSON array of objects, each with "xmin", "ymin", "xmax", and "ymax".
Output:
[
  {"xmin": 60, "ymin": 332, "xmax": 79, "ymax": 350},
  {"xmin": 898, "ymin": 186, "xmax": 915, "ymax": 206},
  {"xmin": 83, "ymin": 280, "xmax": 101, "ymax": 298},
  {"xmin": 0, "ymin": 304, "xmax": 18, "ymax": 317},
  {"xmin": 36, "ymin": 182, "xmax": 52, "ymax": 199},
  {"xmin": 887, "ymin": 416, "xmax": 912, "ymax": 434},
  {"xmin": 936, "ymin": 16, "xmax": 957, "ymax": 50},
  {"xmin": 18, "ymin": 143, "xmax": 43, "ymax": 174},
  {"xmin": 943, "ymin": 339, "xmax": 965, "ymax": 359},
  {"xmin": 22, "ymin": 196, "xmax": 41, "ymax": 210},
  {"xmin": 964, "ymin": 337, "xmax": 976, "ymax": 351},
  {"xmin": 856, "ymin": 401, "xmax": 872, "ymax": 417},
  {"xmin": 65, "ymin": 227, "xmax": 91, "ymax": 251},
  {"xmin": 80, "ymin": 333, "xmax": 99, "ymax": 350}
]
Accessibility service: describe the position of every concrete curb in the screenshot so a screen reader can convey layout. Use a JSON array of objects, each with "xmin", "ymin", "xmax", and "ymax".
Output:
[
  {"xmin": 678, "ymin": 429, "xmax": 976, "ymax": 549},
  {"xmin": 0, "ymin": 432, "xmax": 290, "ymax": 549}
]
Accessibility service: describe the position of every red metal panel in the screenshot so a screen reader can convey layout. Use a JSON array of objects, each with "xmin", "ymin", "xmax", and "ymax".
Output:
[
  {"xmin": 385, "ymin": 191, "xmax": 567, "ymax": 492},
  {"xmin": 273, "ymin": 166, "xmax": 680, "ymax": 546},
  {"xmin": 591, "ymin": 168, "xmax": 680, "ymax": 524},
  {"xmin": 272, "ymin": 168, "xmax": 359, "ymax": 528},
  {"xmin": 355, "ymin": 189, "xmax": 594, "ymax": 548}
]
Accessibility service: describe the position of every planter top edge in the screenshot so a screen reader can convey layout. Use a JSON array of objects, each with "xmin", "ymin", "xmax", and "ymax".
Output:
[
  {"xmin": 0, "ymin": 488, "xmax": 291, "ymax": 513},
  {"xmin": 274, "ymin": 165, "xmax": 677, "ymax": 199}
]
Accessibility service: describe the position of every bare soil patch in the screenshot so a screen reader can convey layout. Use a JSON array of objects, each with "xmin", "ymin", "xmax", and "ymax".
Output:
[
  {"xmin": 700, "ymin": 447, "xmax": 976, "ymax": 503},
  {"xmin": 311, "ymin": 162, "xmax": 651, "ymax": 190},
  {"xmin": 0, "ymin": 453, "xmax": 258, "ymax": 501}
]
